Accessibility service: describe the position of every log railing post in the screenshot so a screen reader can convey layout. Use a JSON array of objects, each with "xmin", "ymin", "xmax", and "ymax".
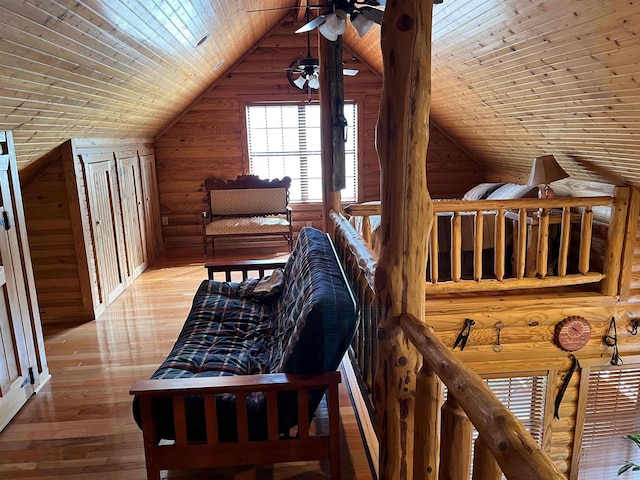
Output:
[
  {"xmin": 413, "ymin": 366, "xmax": 442, "ymax": 479},
  {"xmin": 439, "ymin": 393, "xmax": 473, "ymax": 480},
  {"xmin": 472, "ymin": 435, "xmax": 502, "ymax": 480},
  {"xmin": 601, "ymin": 186, "xmax": 630, "ymax": 294}
]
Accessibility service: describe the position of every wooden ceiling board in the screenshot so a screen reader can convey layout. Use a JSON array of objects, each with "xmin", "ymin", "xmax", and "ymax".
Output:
[
  {"xmin": 344, "ymin": 0, "xmax": 640, "ymax": 188},
  {"xmin": 1, "ymin": 0, "xmax": 296, "ymax": 168},
  {"xmin": 3, "ymin": 0, "xmax": 640, "ymax": 192}
]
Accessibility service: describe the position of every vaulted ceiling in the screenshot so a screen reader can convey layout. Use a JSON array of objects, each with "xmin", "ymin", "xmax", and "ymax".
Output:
[{"xmin": 2, "ymin": 0, "xmax": 640, "ymax": 189}]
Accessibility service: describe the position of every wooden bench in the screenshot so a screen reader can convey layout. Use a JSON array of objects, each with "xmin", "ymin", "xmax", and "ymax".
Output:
[{"xmin": 202, "ymin": 175, "xmax": 293, "ymax": 256}]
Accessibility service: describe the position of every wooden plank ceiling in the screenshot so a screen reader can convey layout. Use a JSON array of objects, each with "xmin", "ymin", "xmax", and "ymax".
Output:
[{"xmin": 2, "ymin": 0, "xmax": 640, "ymax": 189}]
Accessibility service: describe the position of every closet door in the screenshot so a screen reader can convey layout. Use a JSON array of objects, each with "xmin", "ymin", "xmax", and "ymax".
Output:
[
  {"xmin": 0, "ymin": 204, "xmax": 33, "ymax": 431},
  {"xmin": 116, "ymin": 151, "xmax": 146, "ymax": 281},
  {"xmin": 83, "ymin": 155, "xmax": 126, "ymax": 306},
  {"xmin": 139, "ymin": 149, "xmax": 163, "ymax": 261}
]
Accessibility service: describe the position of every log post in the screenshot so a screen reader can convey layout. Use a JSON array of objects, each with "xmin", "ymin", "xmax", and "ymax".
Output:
[
  {"xmin": 374, "ymin": 0, "xmax": 435, "ymax": 478},
  {"xmin": 319, "ymin": 33, "xmax": 345, "ymax": 235},
  {"xmin": 413, "ymin": 366, "xmax": 442, "ymax": 479},
  {"xmin": 601, "ymin": 187, "xmax": 630, "ymax": 294},
  {"xmin": 439, "ymin": 393, "xmax": 473, "ymax": 480},
  {"xmin": 472, "ymin": 435, "xmax": 502, "ymax": 480}
]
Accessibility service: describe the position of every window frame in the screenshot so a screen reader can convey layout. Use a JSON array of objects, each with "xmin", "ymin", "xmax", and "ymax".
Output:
[{"xmin": 240, "ymin": 96, "xmax": 363, "ymax": 204}]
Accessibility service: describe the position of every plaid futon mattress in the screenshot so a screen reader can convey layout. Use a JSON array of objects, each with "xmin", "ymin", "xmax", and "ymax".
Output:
[{"xmin": 152, "ymin": 280, "xmax": 280, "ymax": 380}]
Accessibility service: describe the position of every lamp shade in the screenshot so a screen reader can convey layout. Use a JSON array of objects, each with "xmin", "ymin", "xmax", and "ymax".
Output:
[{"xmin": 527, "ymin": 155, "xmax": 569, "ymax": 186}]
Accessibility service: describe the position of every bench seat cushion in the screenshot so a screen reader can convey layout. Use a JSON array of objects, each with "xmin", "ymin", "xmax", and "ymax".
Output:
[
  {"xmin": 205, "ymin": 216, "xmax": 290, "ymax": 236},
  {"xmin": 152, "ymin": 280, "xmax": 279, "ymax": 380}
]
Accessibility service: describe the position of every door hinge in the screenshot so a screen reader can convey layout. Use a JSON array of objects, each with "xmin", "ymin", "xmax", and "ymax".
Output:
[
  {"xmin": 0, "ymin": 211, "xmax": 10, "ymax": 230},
  {"xmin": 20, "ymin": 367, "xmax": 34, "ymax": 388}
]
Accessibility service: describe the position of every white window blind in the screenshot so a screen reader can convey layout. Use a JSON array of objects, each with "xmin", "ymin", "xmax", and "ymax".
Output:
[
  {"xmin": 449, "ymin": 375, "xmax": 547, "ymax": 479},
  {"xmin": 246, "ymin": 103, "xmax": 358, "ymax": 202},
  {"xmin": 578, "ymin": 367, "xmax": 640, "ymax": 479}
]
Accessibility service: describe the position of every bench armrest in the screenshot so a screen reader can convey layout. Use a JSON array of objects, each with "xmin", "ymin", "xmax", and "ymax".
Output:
[
  {"xmin": 204, "ymin": 259, "xmax": 287, "ymax": 281},
  {"xmin": 130, "ymin": 371, "xmax": 341, "ymax": 473}
]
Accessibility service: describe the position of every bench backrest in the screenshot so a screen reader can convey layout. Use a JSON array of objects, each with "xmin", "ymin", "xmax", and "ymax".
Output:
[
  {"xmin": 204, "ymin": 175, "xmax": 291, "ymax": 216},
  {"xmin": 211, "ymin": 188, "xmax": 288, "ymax": 215}
]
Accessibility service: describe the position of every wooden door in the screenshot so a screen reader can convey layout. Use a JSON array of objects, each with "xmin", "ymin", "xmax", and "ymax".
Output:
[
  {"xmin": 116, "ymin": 151, "xmax": 146, "ymax": 281},
  {"xmin": 139, "ymin": 150, "xmax": 163, "ymax": 261},
  {"xmin": 0, "ymin": 205, "xmax": 33, "ymax": 431},
  {"xmin": 83, "ymin": 156, "xmax": 126, "ymax": 306}
]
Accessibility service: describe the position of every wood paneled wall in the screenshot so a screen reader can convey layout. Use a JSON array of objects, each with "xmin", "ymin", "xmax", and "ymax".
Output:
[
  {"xmin": 22, "ymin": 138, "xmax": 160, "ymax": 324},
  {"xmin": 22, "ymin": 147, "xmax": 87, "ymax": 321},
  {"xmin": 156, "ymin": 21, "xmax": 480, "ymax": 249},
  {"xmin": 428, "ymin": 298, "xmax": 639, "ymax": 476}
]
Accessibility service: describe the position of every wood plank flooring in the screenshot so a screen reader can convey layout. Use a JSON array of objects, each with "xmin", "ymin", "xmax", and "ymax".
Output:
[{"xmin": 0, "ymin": 248, "xmax": 376, "ymax": 479}]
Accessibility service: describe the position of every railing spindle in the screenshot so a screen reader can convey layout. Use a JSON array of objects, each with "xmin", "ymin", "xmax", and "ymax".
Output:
[
  {"xmin": 558, "ymin": 207, "xmax": 571, "ymax": 277},
  {"xmin": 494, "ymin": 209, "xmax": 506, "ymax": 281},
  {"xmin": 430, "ymin": 217, "xmax": 439, "ymax": 283},
  {"xmin": 472, "ymin": 434, "xmax": 502, "ymax": 480},
  {"xmin": 579, "ymin": 207, "xmax": 593, "ymax": 274},
  {"xmin": 413, "ymin": 366, "xmax": 442, "ymax": 480},
  {"xmin": 440, "ymin": 393, "xmax": 473, "ymax": 480},
  {"xmin": 473, "ymin": 210, "xmax": 483, "ymax": 281},
  {"xmin": 536, "ymin": 209, "xmax": 550, "ymax": 278},
  {"xmin": 451, "ymin": 212, "xmax": 462, "ymax": 281},
  {"xmin": 516, "ymin": 208, "xmax": 527, "ymax": 279}
]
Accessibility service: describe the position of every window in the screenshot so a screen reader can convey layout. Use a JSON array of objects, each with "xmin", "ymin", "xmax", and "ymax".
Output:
[
  {"xmin": 446, "ymin": 375, "xmax": 548, "ymax": 479},
  {"xmin": 578, "ymin": 366, "xmax": 640, "ymax": 479},
  {"xmin": 245, "ymin": 103, "xmax": 358, "ymax": 202}
]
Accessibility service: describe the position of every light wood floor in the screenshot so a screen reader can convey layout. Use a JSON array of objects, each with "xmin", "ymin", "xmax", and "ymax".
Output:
[{"xmin": 0, "ymin": 247, "xmax": 376, "ymax": 479}]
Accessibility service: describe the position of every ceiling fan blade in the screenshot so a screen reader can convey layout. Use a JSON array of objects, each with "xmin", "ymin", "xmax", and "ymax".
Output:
[
  {"xmin": 343, "ymin": 69, "xmax": 359, "ymax": 76},
  {"xmin": 357, "ymin": 0, "xmax": 386, "ymax": 5},
  {"xmin": 359, "ymin": 6, "xmax": 384, "ymax": 24},
  {"xmin": 248, "ymin": 5, "xmax": 326, "ymax": 12},
  {"xmin": 295, "ymin": 14, "xmax": 328, "ymax": 33}
]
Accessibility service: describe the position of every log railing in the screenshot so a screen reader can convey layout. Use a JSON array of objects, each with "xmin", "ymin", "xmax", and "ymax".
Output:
[
  {"xmin": 331, "ymin": 211, "xmax": 564, "ymax": 479},
  {"xmin": 345, "ymin": 188, "xmax": 630, "ymax": 295}
]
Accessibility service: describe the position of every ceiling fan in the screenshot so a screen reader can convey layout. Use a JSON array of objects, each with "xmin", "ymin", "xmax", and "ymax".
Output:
[
  {"xmin": 295, "ymin": 0, "xmax": 387, "ymax": 39},
  {"xmin": 286, "ymin": 56, "xmax": 359, "ymax": 92},
  {"xmin": 286, "ymin": 10, "xmax": 358, "ymax": 93}
]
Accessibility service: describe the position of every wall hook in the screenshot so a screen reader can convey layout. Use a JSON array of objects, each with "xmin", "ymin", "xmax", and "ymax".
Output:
[{"xmin": 493, "ymin": 321, "xmax": 504, "ymax": 352}]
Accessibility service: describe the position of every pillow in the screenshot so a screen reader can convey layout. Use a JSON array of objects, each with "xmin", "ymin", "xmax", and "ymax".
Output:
[
  {"xmin": 236, "ymin": 268, "xmax": 285, "ymax": 302},
  {"xmin": 486, "ymin": 183, "xmax": 538, "ymax": 200},
  {"xmin": 463, "ymin": 183, "xmax": 505, "ymax": 201}
]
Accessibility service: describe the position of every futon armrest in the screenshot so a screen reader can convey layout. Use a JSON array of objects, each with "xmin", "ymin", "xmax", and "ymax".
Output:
[
  {"xmin": 204, "ymin": 259, "xmax": 287, "ymax": 281},
  {"xmin": 130, "ymin": 371, "xmax": 340, "ymax": 397}
]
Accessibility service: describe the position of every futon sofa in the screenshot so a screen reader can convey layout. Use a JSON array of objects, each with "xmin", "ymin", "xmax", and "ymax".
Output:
[{"xmin": 131, "ymin": 227, "xmax": 359, "ymax": 479}]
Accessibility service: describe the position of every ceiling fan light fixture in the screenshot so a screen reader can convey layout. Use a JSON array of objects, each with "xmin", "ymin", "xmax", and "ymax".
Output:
[
  {"xmin": 351, "ymin": 14, "xmax": 374, "ymax": 37},
  {"xmin": 319, "ymin": 9, "xmax": 347, "ymax": 41},
  {"xmin": 293, "ymin": 75, "xmax": 308, "ymax": 89},
  {"xmin": 308, "ymin": 75, "xmax": 320, "ymax": 90},
  {"xmin": 319, "ymin": 22, "xmax": 338, "ymax": 41}
]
